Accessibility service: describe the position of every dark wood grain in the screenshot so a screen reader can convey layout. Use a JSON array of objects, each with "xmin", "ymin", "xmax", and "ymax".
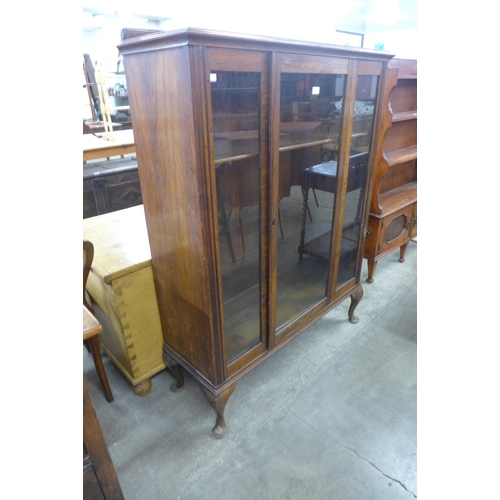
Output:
[
  {"xmin": 124, "ymin": 45, "xmax": 220, "ymax": 384},
  {"xmin": 83, "ymin": 377, "xmax": 124, "ymax": 499},
  {"xmin": 119, "ymin": 27, "xmax": 392, "ymax": 436}
]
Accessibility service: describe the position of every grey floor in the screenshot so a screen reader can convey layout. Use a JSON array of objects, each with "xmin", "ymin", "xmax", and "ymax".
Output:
[{"xmin": 84, "ymin": 241, "xmax": 417, "ymax": 500}]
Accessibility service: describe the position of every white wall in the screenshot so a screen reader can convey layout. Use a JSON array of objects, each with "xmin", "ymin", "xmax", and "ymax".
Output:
[
  {"xmin": 83, "ymin": 1, "xmax": 417, "ymax": 66},
  {"xmin": 364, "ymin": 28, "xmax": 417, "ymax": 58},
  {"xmin": 82, "ymin": 0, "xmax": 417, "ymax": 120}
]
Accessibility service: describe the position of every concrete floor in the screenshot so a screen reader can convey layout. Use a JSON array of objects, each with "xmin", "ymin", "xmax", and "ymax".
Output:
[{"xmin": 84, "ymin": 241, "xmax": 417, "ymax": 500}]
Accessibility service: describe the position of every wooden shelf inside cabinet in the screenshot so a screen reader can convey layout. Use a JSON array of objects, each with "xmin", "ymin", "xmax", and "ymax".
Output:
[
  {"xmin": 385, "ymin": 145, "xmax": 417, "ymax": 167},
  {"xmin": 393, "ymin": 110, "xmax": 417, "ymax": 122},
  {"xmin": 378, "ymin": 182, "xmax": 417, "ymax": 216}
]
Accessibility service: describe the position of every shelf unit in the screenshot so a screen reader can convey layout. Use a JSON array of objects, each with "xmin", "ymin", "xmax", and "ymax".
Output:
[
  {"xmin": 118, "ymin": 27, "xmax": 392, "ymax": 437},
  {"xmin": 364, "ymin": 58, "xmax": 417, "ymax": 283}
]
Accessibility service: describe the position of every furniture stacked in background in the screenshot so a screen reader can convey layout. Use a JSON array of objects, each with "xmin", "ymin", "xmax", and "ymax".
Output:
[
  {"xmin": 83, "ymin": 53, "xmax": 133, "ymax": 134},
  {"xmin": 83, "ymin": 306, "xmax": 124, "ymax": 500},
  {"xmin": 117, "ymin": 27, "xmax": 393, "ymax": 437},
  {"xmin": 83, "ymin": 128, "xmax": 164, "ymax": 397},
  {"xmin": 83, "ymin": 129, "xmax": 143, "ymax": 219},
  {"xmin": 83, "ymin": 157, "xmax": 142, "ymax": 218},
  {"xmin": 83, "ymin": 206, "xmax": 167, "ymax": 396},
  {"xmin": 363, "ymin": 58, "xmax": 417, "ymax": 283}
]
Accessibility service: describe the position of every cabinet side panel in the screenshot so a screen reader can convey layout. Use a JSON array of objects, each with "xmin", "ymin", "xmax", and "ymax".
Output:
[{"xmin": 124, "ymin": 47, "xmax": 217, "ymax": 382}]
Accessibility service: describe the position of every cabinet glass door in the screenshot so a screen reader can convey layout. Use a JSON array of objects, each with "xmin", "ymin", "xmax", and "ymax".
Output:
[
  {"xmin": 274, "ymin": 66, "xmax": 347, "ymax": 332},
  {"xmin": 209, "ymin": 69, "xmax": 263, "ymax": 365},
  {"xmin": 336, "ymin": 75, "xmax": 379, "ymax": 289}
]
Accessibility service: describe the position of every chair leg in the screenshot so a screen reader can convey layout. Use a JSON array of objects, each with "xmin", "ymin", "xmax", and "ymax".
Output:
[
  {"xmin": 216, "ymin": 180, "xmax": 236, "ymax": 263},
  {"xmin": 89, "ymin": 336, "xmax": 114, "ymax": 403},
  {"xmin": 306, "ymin": 201, "xmax": 313, "ymax": 222},
  {"xmin": 312, "ymin": 188, "xmax": 319, "ymax": 207},
  {"xmin": 84, "ymin": 338, "xmax": 91, "ymax": 353},
  {"xmin": 277, "ymin": 205, "xmax": 284, "ymax": 239},
  {"xmin": 238, "ymin": 208, "xmax": 246, "ymax": 255},
  {"xmin": 223, "ymin": 226, "xmax": 236, "ymax": 263}
]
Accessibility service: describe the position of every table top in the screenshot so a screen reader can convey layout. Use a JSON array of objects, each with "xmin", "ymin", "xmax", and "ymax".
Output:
[
  {"xmin": 304, "ymin": 160, "xmax": 338, "ymax": 178},
  {"xmin": 82, "ymin": 205, "xmax": 151, "ymax": 283},
  {"xmin": 83, "ymin": 129, "xmax": 135, "ymax": 161},
  {"xmin": 83, "ymin": 305, "xmax": 102, "ymax": 340}
]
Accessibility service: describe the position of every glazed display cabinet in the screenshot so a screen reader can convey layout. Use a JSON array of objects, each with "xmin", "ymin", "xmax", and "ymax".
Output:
[{"xmin": 118, "ymin": 28, "xmax": 392, "ymax": 437}]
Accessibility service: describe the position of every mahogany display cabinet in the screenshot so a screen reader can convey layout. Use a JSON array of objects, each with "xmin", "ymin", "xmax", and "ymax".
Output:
[
  {"xmin": 118, "ymin": 28, "xmax": 393, "ymax": 437},
  {"xmin": 364, "ymin": 58, "xmax": 417, "ymax": 283}
]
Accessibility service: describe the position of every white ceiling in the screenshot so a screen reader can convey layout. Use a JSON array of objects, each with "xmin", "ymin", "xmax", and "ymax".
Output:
[{"xmin": 83, "ymin": 0, "xmax": 416, "ymax": 35}]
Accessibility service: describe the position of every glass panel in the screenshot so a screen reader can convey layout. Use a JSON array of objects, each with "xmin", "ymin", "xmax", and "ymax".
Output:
[
  {"xmin": 211, "ymin": 71, "xmax": 262, "ymax": 364},
  {"xmin": 336, "ymin": 75, "xmax": 379, "ymax": 289},
  {"xmin": 275, "ymin": 72, "xmax": 346, "ymax": 331}
]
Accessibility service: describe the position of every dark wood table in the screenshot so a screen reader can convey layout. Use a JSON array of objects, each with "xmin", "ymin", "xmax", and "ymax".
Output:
[{"xmin": 83, "ymin": 306, "xmax": 124, "ymax": 500}]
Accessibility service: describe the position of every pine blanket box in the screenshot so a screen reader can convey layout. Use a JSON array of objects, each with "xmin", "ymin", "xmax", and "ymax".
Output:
[{"xmin": 83, "ymin": 205, "xmax": 165, "ymax": 395}]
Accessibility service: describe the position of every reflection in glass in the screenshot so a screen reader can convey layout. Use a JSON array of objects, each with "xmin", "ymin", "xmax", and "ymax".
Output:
[
  {"xmin": 211, "ymin": 71, "xmax": 262, "ymax": 363},
  {"xmin": 275, "ymin": 72, "xmax": 345, "ymax": 331},
  {"xmin": 336, "ymin": 75, "xmax": 379, "ymax": 289}
]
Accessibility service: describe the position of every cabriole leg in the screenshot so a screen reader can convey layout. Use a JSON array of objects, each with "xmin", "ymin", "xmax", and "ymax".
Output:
[
  {"xmin": 348, "ymin": 288, "xmax": 363, "ymax": 324},
  {"xmin": 162, "ymin": 347, "xmax": 185, "ymax": 392},
  {"xmin": 200, "ymin": 384, "xmax": 236, "ymax": 439}
]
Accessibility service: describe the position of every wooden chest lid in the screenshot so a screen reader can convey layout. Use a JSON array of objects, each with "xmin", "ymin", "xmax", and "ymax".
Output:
[{"xmin": 83, "ymin": 205, "xmax": 151, "ymax": 283}]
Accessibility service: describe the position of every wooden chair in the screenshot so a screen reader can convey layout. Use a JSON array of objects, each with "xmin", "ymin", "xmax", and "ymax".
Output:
[
  {"xmin": 83, "ymin": 240, "xmax": 114, "ymax": 403},
  {"xmin": 215, "ymin": 163, "xmax": 237, "ymax": 262},
  {"xmin": 83, "ymin": 54, "xmax": 100, "ymax": 122},
  {"xmin": 321, "ymin": 116, "xmax": 342, "ymax": 162},
  {"xmin": 291, "ymin": 100, "xmax": 320, "ymax": 122},
  {"xmin": 350, "ymin": 116, "xmax": 373, "ymax": 154},
  {"xmin": 217, "ymin": 158, "xmax": 285, "ymax": 257}
]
